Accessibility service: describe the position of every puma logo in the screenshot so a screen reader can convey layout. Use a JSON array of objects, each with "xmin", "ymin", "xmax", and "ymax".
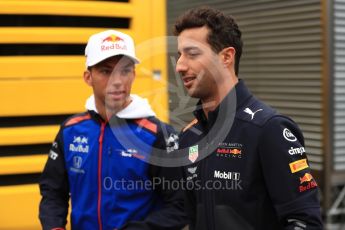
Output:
[{"xmin": 243, "ymin": 108, "xmax": 263, "ymax": 120}]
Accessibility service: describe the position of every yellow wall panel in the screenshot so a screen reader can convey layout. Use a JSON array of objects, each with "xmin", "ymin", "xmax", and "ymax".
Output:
[
  {"xmin": 0, "ymin": 79, "xmax": 92, "ymax": 116},
  {"xmin": 0, "ymin": 73, "xmax": 152, "ymax": 116},
  {"xmin": 0, "ymin": 125, "xmax": 59, "ymax": 145},
  {"xmin": 0, "ymin": 184, "xmax": 71, "ymax": 230},
  {"xmin": 0, "ymin": 185, "xmax": 41, "ymax": 229},
  {"xmin": 0, "ymin": 155, "xmax": 47, "ymax": 175},
  {"xmin": 0, "ymin": 28, "xmax": 133, "ymax": 44},
  {"xmin": 131, "ymin": 0, "xmax": 168, "ymax": 122},
  {"xmin": 0, "ymin": 56, "xmax": 84, "ymax": 79},
  {"xmin": 0, "ymin": 1, "xmax": 133, "ymax": 17}
]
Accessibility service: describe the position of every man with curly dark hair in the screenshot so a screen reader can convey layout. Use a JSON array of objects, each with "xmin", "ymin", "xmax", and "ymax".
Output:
[{"xmin": 174, "ymin": 6, "xmax": 323, "ymax": 230}]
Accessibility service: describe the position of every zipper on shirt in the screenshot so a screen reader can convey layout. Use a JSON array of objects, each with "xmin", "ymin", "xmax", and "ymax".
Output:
[
  {"xmin": 97, "ymin": 121, "xmax": 106, "ymax": 230},
  {"xmin": 201, "ymin": 122, "xmax": 216, "ymax": 230},
  {"xmin": 206, "ymin": 118, "xmax": 217, "ymax": 230},
  {"xmin": 204, "ymin": 148, "xmax": 216, "ymax": 230}
]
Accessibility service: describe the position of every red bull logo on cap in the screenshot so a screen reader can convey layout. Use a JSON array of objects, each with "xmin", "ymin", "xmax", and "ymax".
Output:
[
  {"xmin": 101, "ymin": 34, "xmax": 127, "ymax": 52},
  {"xmin": 102, "ymin": 34, "xmax": 125, "ymax": 43}
]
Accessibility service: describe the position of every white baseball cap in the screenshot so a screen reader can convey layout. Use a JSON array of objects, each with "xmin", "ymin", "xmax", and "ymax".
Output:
[{"xmin": 85, "ymin": 30, "xmax": 140, "ymax": 67}]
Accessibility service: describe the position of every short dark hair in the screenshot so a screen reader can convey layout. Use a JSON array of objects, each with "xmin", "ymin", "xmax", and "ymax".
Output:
[
  {"xmin": 87, "ymin": 55, "xmax": 134, "ymax": 70},
  {"xmin": 173, "ymin": 6, "xmax": 243, "ymax": 75}
]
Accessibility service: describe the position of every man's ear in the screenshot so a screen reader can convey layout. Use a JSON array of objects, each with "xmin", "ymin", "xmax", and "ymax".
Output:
[
  {"xmin": 220, "ymin": 47, "xmax": 236, "ymax": 68},
  {"xmin": 83, "ymin": 69, "xmax": 92, "ymax": 86},
  {"xmin": 132, "ymin": 69, "xmax": 136, "ymax": 81}
]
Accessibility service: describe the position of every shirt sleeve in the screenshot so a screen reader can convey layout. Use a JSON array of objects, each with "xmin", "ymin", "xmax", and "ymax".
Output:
[
  {"xmin": 258, "ymin": 116, "xmax": 323, "ymax": 229},
  {"xmin": 119, "ymin": 123, "xmax": 188, "ymax": 230},
  {"xmin": 39, "ymin": 127, "xmax": 69, "ymax": 230}
]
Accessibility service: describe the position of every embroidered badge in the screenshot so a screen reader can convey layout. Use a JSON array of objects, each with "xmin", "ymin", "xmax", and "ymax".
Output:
[{"xmin": 188, "ymin": 145, "xmax": 199, "ymax": 163}]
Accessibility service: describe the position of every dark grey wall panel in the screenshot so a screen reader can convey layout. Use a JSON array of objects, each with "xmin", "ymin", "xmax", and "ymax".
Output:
[{"xmin": 334, "ymin": 0, "xmax": 345, "ymax": 170}]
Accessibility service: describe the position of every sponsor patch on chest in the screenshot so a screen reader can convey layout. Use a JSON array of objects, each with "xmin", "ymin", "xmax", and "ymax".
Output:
[{"xmin": 216, "ymin": 142, "xmax": 243, "ymax": 158}]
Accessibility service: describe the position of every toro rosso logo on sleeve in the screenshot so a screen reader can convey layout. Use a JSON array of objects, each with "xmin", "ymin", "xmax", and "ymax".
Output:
[
  {"xmin": 49, "ymin": 141, "xmax": 59, "ymax": 160},
  {"xmin": 283, "ymin": 128, "xmax": 297, "ymax": 142},
  {"xmin": 49, "ymin": 150, "xmax": 59, "ymax": 160}
]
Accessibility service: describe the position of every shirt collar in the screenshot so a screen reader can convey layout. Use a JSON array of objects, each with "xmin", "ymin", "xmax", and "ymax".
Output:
[{"xmin": 193, "ymin": 79, "xmax": 253, "ymax": 124}]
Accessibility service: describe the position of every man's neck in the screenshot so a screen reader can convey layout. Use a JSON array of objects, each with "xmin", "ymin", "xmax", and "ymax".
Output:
[
  {"xmin": 202, "ymin": 77, "xmax": 238, "ymax": 118},
  {"xmin": 96, "ymin": 98, "xmax": 133, "ymax": 121},
  {"xmin": 96, "ymin": 104, "xmax": 109, "ymax": 122}
]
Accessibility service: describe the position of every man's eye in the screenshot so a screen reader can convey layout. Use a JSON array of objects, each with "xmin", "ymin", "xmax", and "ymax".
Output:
[
  {"xmin": 121, "ymin": 68, "xmax": 132, "ymax": 75},
  {"xmin": 100, "ymin": 69, "xmax": 111, "ymax": 75},
  {"xmin": 189, "ymin": 52, "xmax": 199, "ymax": 57}
]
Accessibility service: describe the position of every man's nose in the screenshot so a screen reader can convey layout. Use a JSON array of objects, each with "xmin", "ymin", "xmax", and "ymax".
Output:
[
  {"xmin": 175, "ymin": 55, "xmax": 188, "ymax": 73},
  {"xmin": 109, "ymin": 71, "xmax": 122, "ymax": 86}
]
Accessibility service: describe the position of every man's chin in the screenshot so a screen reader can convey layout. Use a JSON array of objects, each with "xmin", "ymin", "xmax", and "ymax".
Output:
[
  {"xmin": 105, "ymin": 102, "xmax": 124, "ymax": 113},
  {"xmin": 187, "ymin": 89, "xmax": 200, "ymax": 98}
]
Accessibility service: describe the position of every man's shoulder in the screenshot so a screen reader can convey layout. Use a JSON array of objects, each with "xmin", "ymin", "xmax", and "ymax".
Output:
[
  {"xmin": 133, "ymin": 116, "xmax": 176, "ymax": 135},
  {"xmin": 181, "ymin": 118, "xmax": 198, "ymax": 133},
  {"xmin": 133, "ymin": 117, "xmax": 179, "ymax": 153},
  {"xmin": 179, "ymin": 118, "xmax": 201, "ymax": 145},
  {"xmin": 236, "ymin": 97, "xmax": 278, "ymax": 127},
  {"xmin": 63, "ymin": 112, "xmax": 92, "ymax": 127}
]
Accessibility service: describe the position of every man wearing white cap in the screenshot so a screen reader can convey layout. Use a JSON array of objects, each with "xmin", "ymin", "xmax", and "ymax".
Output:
[{"xmin": 39, "ymin": 30, "xmax": 186, "ymax": 230}]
